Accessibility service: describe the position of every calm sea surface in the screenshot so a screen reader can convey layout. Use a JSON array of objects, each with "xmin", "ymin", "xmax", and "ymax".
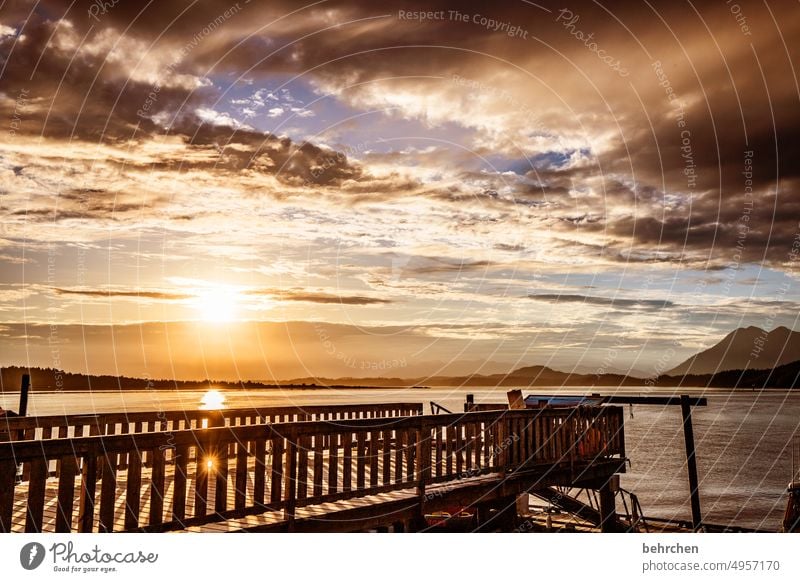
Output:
[{"xmin": 2, "ymin": 385, "xmax": 798, "ymax": 531}]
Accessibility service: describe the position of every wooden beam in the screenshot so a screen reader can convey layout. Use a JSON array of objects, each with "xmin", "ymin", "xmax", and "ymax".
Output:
[
  {"xmin": 681, "ymin": 395, "xmax": 703, "ymax": 531},
  {"xmin": 524, "ymin": 394, "xmax": 707, "ymax": 407}
]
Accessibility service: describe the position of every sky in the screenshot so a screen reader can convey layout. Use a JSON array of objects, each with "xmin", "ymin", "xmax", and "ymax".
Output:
[{"xmin": 0, "ymin": 0, "xmax": 799, "ymax": 382}]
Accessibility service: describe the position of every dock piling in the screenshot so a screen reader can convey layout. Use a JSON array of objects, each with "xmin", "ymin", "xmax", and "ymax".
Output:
[
  {"xmin": 18, "ymin": 374, "xmax": 30, "ymax": 417},
  {"xmin": 680, "ymin": 395, "xmax": 703, "ymax": 531},
  {"xmin": 598, "ymin": 478, "xmax": 619, "ymax": 532}
]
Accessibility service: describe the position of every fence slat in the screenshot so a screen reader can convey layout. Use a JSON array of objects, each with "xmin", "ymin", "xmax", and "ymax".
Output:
[
  {"xmin": 214, "ymin": 442, "xmax": 228, "ymax": 514},
  {"xmin": 445, "ymin": 425, "xmax": 454, "ymax": 476},
  {"xmin": 297, "ymin": 436, "xmax": 309, "ymax": 501},
  {"xmin": 78, "ymin": 454, "xmax": 97, "ymax": 532},
  {"xmin": 125, "ymin": 452, "xmax": 142, "ymax": 529},
  {"xmin": 356, "ymin": 432, "xmax": 366, "ymax": 490},
  {"xmin": 284, "ymin": 440, "xmax": 297, "ymax": 524},
  {"xmin": 342, "ymin": 432, "xmax": 353, "ymax": 491},
  {"xmin": 56, "ymin": 455, "xmax": 77, "ymax": 532},
  {"xmin": 394, "ymin": 430, "xmax": 404, "ymax": 482},
  {"xmin": 369, "ymin": 430, "xmax": 379, "ymax": 488},
  {"xmin": 25, "ymin": 457, "xmax": 48, "ymax": 532},
  {"xmin": 382, "ymin": 429, "xmax": 391, "ymax": 486},
  {"xmin": 434, "ymin": 426, "xmax": 443, "ymax": 477},
  {"xmin": 465, "ymin": 423, "xmax": 474, "ymax": 473},
  {"xmin": 99, "ymin": 452, "xmax": 117, "ymax": 532},
  {"xmin": 406, "ymin": 429, "xmax": 416, "ymax": 481},
  {"xmin": 270, "ymin": 437, "xmax": 284, "ymax": 505},
  {"xmin": 455, "ymin": 423, "xmax": 463, "ymax": 475},
  {"xmin": 235, "ymin": 441, "xmax": 248, "ymax": 510},
  {"xmin": 172, "ymin": 445, "xmax": 188, "ymax": 522},
  {"xmin": 149, "ymin": 447, "xmax": 165, "ymax": 526},
  {"xmin": 313, "ymin": 435, "xmax": 324, "ymax": 497},
  {"xmin": 254, "ymin": 439, "xmax": 266, "ymax": 507}
]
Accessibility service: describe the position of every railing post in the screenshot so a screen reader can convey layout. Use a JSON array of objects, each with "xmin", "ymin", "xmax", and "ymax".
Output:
[
  {"xmin": 78, "ymin": 451, "xmax": 97, "ymax": 532},
  {"xmin": 0, "ymin": 455, "xmax": 16, "ymax": 532},
  {"xmin": 284, "ymin": 436, "xmax": 298, "ymax": 531},
  {"xmin": 410, "ymin": 423, "xmax": 431, "ymax": 532},
  {"xmin": 615, "ymin": 406, "xmax": 626, "ymax": 458},
  {"xmin": 416, "ymin": 425, "xmax": 431, "ymax": 498},
  {"xmin": 568, "ymin": 408, "xmax": 577, "ymax": 474},
  {"xmin": 496, "ymin": 414, "xmax": 508, "ymax": 470}
]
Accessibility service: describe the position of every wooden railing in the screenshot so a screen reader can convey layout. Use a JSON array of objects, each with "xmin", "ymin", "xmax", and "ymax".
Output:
[
  {"xmin": 0, "ymin": 403, "xmax": 423, "ymax": 441},
  {"xmin": 0, "ymin": 406, "xmax": 624, "ymax": 533}
]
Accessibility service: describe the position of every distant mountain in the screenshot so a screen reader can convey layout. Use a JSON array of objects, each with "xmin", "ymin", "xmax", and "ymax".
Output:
[
  {"xmin": 667, "ymin": 326, "xmax": 800, "ymax": 376},
  {"xmin": 286, "ymin": 365, "xmax": 644, "ymax": 388},
  {"xmin": 291, "ymin": 359, "xmax": 800, "ymax": 389}
]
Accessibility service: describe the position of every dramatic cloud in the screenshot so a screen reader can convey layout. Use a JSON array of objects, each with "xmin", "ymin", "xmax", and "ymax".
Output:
[
  {"xmin": 245, "ymin": 288, "xmax": 392, "ymax": 305},
  {"xmin": 1, "ymin": 0, "xmax": 799, "ymax": 378},
  {"xmin": 54, "ymin": 288, "xmax": 193, "ymax": 300},
  {"xmin": 527, "ymin": 294, "xmax": 676, "ymax": 310}
]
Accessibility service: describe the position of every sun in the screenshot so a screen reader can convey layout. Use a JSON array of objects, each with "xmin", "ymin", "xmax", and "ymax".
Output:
[
  {"xmin": 193, "ymin": 285, "xmax": 240, "ymax": 322},
  {"xmin": 200, "ymin": 389, "xmax": 226, "ymax": 410}
]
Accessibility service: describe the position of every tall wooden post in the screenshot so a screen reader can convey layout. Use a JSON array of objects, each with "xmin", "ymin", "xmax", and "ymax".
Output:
[
  {"xmin": 680, "ymin": 395, "xmax": 703, "ymax": 531},
  {"xmin": 598, "ymin": 479, "xmax": 618, "ymax": 532},
  {"xmin": 493, "ymin": 496, "xmax": 518, "ymax": 532},
  {"xmin": 18, "ymin": 374, "xmax": 30, "ymax": 417},
  {"xmin": 783, "ymin": 484, "xmax": 800, "ymax": 533},
  {"xmin": 409, "ymin": 427, "xmax": 431, "ymax": 532},
  {"xmin": 474, "ymin": 503, "xmax": 493, "ymax": 532}
]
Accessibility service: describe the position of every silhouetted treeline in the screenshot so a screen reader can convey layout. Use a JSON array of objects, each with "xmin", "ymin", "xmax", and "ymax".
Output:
[
  {"xmin": 657, "ymin": 359, "xmax": 800, "ymax": 389},
  {"xmin": 0, "ymin": 366, "xmax": 283, "ymax": 392}
]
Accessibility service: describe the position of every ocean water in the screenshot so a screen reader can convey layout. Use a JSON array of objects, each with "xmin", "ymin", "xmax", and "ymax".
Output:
[{"xmin": 2, "ymin": 385, "xmax": 798, "ymax": 531}]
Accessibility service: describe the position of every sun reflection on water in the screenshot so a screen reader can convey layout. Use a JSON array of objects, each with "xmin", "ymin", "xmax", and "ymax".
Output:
[{"xmin": 199, "ymin": 389, "xmax": 226, "ymax": 410}]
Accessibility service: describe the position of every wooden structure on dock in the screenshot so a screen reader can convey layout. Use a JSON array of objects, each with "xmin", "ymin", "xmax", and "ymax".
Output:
[
  {"xmin": 465, "ymin": 392, "xmax": 709, "ymax": 532},
  {"xmin": 0, "ymin": 404, "xmax": 625, "ymax": 533}
]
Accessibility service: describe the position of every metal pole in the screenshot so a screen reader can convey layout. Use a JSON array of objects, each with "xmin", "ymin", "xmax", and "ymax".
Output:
[
  {"xmin": 18, "ymin": 373, "xmax": 30, "ymax": 417},
  {"xmin": 680, "ymin": 394, "xmax": 702, "ymax": 531}
]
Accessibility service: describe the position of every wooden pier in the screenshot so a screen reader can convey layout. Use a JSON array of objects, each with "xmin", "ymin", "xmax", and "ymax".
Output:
[{"xmin": 0, "ymin": 403, "xmax": 626, "ymax": 533}]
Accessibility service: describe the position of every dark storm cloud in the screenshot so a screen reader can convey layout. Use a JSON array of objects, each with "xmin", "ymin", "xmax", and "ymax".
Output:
[
  {"xmin": 0, "ymin": 7, "xmax": 362, "ymax": 185},
  {"xmin": 52, "ymin": 285, "xmax": 392, "ymax": 305},
  {"xmin": 282, "ymin": 293, "xmax": 391, "ymax": 305},
  {"xmin": 397, "ymin": 257, "xmax": 494, "ymax": 275},
  {"xmin": 527, "ymin": 293, "xmax": 676, "ymax": 310},
  {"xmin": 245, "ymin": 288, "xmax": 392, "ymax": 305},
  {"xmin": 54, "ymin": 288, "xmax": 193, "ymax": 300}
]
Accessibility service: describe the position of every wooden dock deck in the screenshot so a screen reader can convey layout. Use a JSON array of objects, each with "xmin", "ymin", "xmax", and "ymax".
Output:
[{"xmin": 0, "ymin": 405, "xmax": 626, "ymax": 533}]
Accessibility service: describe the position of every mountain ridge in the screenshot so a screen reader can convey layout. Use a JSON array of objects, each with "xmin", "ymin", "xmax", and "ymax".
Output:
[{"xmin": 667, "ymin": 326, "xmax": 800, "ymax": 376}]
